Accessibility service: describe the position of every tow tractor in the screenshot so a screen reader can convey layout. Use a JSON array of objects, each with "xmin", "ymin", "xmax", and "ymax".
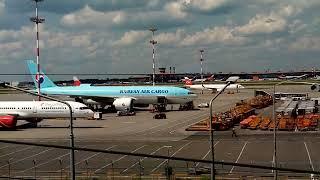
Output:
[
  {"xmin": 152, "ymin": 97, "xmax": 167, "ymax": 119},
  {"xmin": 117, "ymin": 110, "xmax": 136, "ymax": 116}
]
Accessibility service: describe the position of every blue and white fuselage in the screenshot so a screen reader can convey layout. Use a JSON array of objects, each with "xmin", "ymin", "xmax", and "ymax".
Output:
[
  {"xmin": 26, "ymin": 60, "xmax": 197, "ymax": 111},
  {"xmin": 40, "ymin": 85, "xmax": 196, "ymax": 105}
]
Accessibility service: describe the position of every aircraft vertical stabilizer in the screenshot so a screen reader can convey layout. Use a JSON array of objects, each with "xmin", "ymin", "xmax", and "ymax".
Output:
[{"xmin": 26, "ymin": 60, "xmax": 57, "ymax": 88}]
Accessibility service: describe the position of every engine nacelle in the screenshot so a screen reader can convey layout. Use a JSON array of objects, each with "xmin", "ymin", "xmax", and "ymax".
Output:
[
  {"xmin": 0, "ymin": 115, "xmax": 17, "ymax": 129},
  {"xmin": 113, "ymin": 98, "xmax": 134, "ymax": 111},
  {"xmin": 83, "ymin": 99, "xmax": 100, "ymax": 105},
  {"xmin": 25, "ymin": 118, "xmax": 43, "ymax": 123},
  {"xmin": 311, "ymin": 84, "xmax": 320, "ymax": 91}
]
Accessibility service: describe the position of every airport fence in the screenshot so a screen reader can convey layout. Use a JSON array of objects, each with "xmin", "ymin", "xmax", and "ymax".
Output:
[{"xmin": 0, "ymin": 139, "xmax": 319, "ymax": 179}]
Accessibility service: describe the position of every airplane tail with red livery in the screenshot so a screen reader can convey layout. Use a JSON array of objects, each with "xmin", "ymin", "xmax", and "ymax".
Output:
[
  {"xmin": 73, "ymin": 76, "xmax": 81, "ymax": 86},
  {"xmin": 207, "ymin": 74, "xmax": 215, "ymax": 81},
  {"xmin": 185, "ymin": 79, "xmax": 193, "ymax": 85}
]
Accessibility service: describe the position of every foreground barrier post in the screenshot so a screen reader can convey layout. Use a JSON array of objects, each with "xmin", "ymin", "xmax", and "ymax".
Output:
[
  {"xmin": 58, "ymin": 159, "xmax": 63, "ymax": 180},
  {"xmin": 7, "ymin": 158, "xmax": 12, "ymax": 179},
  {"xmin": 111, "ymin": 160, "xmax": 114, "ymax": 180},
  {"xmin": 33, "ymin": 159, "xmax": 37, "ymax": 179},
  {"xmin": 0, "ymin": 82, "xmax": 76, "ymax": 180},
  {"xmin": 209, "ymin": 77, "xmax": 239, "ymax": 180},
  {"xmin": 85, "ymin": 160, "xmax": 89, "ymax": 179}
]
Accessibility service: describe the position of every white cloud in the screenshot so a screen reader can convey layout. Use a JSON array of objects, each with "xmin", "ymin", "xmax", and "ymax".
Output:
[
  {"xmin": 164, "ymin": 2, "xmax": 187, "ymax": 19},
  {"xmin": 288, "ymin": 19, "xmax": 307, "ymax": 34},
  {"xmin": 235, "ymin": 14, "xmax": 286, "ymax": 35},
  {"xmin": 278, "ymin": 4, "xmax": 301, "ymax": 17},
  {"xmin": 60, "ymin": 4, "xmax": 188, "ymax": 30},
  {"xmin": 289, "ymin": 37, "xmax": 320, "ymax": 51},
  {"xmin": 154, "ymin": 29, "xmax": 186, "ymax": 45},
  {"xmin": 0, "ymin": 41, "xmax": 22, "ymax": 52},
  {"xmin": 147, "ymin": 0, "xmax": 160, "ymax": 7},
  {"xmin": 113, "ymin": 30, "xmax": 148, "ymax": 46},
  {"xmin": 187, "ymin": 0, "xmax": 229, "ymax": 12},
  {"xmin": 234, "ymin": 4, "xmax": 303, "ymax": 35},
  {"xmin": 0, "ymin": 0, "xmax": 4, "ymax": 14},
  {"xmin": 61, "ymin": 5, "xmax": 125, "ymax": 28},
  {"xmin": 181, "ymin": 26, "xmax": 246, "ymax": 46},
  {"xmin": 0, "ymin": 25, "xmax": 111, "ymax": 69}
]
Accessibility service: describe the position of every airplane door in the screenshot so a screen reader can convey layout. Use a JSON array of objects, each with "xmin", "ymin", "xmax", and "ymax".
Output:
[{"xmin": 33, "ymin": 102, "xmax": 37, "ymax": 113}]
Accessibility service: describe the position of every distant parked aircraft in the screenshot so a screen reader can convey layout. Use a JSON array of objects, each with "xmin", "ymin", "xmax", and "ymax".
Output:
[
  {"xmin": 184, "ymin": 76, "xmax": 244, "ymax": 93},
  {"xmin": 181, "ymin": 75, "xmax": 214, "ymax": 83},
  {"xmin": 278, "ymin": 74, "xmax": 308, "ymax": 80}
]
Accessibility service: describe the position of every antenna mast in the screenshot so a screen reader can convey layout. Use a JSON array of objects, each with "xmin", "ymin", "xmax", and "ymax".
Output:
[{"xmin": 30, "ymin": 0, "xmax": 45, "ymax": 101}]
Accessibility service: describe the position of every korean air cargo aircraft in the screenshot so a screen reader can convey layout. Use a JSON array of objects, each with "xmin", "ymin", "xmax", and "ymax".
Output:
[{"xmin": 27, "ymin": 60, "xmax": 197, "ymax": 111}]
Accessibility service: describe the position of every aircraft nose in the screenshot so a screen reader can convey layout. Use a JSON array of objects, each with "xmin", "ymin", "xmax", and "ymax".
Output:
[{"xmin": 89, "ymin": 110, "xmax": 94, "ymax": 115}]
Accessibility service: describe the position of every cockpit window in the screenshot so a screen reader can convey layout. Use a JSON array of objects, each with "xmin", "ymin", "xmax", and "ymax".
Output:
[
  {"xmin": 79, "ymin": 107, "xmax": 90, "ymax": 110},
  {"xmin": 188, "ymin": 92, "xmax": 195, "ymax": 94}
]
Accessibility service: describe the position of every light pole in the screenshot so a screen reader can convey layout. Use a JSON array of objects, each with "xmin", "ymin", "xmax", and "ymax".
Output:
[
  {"xmin": 149, "ymin": 27, "xmax": 157, "ymax": 86},
  {"xmin": 30, "ymin": 0, "xmax": 45, "ymax": 101},
  {"xmin": 263, "ymin": 18, "xmax": 277, "ymax": 180},
  {"xmin": 58, "ymin": 158, "xmax": 63, "ymax": 180},
  {"xmin": 163, "ymin": 145, "xmax": 172, "ymax": 166},
  {"xmin": 209, "ymin": 76, "xmax": 239, "ymax": 180},
  {"xmin": 33, "ymin": 159, "xmax": 37, "ymax": 179},
  {"xmin": 7, "ymin": 158, "xmax": 12, "ymax": 179},
  {"xmin": 272, "ymin": 77, "xmax": 302, "ymax": 180},
  {"xmin": 200, "ymin": 49, "xmax": 204, "ymax": 94},
  {"xmin": 199, "ymin": 49, "xmax": 204, "ymax": 80},
  {"xmin": 0, "ymin": 82, "xmax": 76, "ymax": 180},
  {"xmin": 272, "ymin": 83, "xmax": 277, "ymax": 180}
]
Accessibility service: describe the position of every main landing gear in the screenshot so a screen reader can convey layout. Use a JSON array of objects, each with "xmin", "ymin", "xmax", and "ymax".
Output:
[{"xmin": 179, "ymin": 101, "xmax": 194, "ymax": 111}]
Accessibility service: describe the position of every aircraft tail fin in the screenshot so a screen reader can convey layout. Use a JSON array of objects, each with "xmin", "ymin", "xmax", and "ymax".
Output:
[
  {"xmin": 26, "ymin": 60, "xmax": 57, "ymax": 88},
  {"xmin": 207, "ymin": 75, "xmax": 215, "ymax": 81},
  {"xmin": 73, "ymin": 76, "xmax": 81, "ymax": 86},
  {"xmin": 185, "ymin": 79, "xmax": 193, "ymax": 85}
]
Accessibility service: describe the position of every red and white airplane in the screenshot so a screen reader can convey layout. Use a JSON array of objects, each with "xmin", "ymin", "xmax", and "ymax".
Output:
[
  {"xmin": 0, "ymin": 101, "xmax": 93, "ymax": 129},
  {"xmin": 184, "ymin": 76, "xmax": 244, "ymax": 93},
  {"xmin": 181, "ymin": 75, "xmax": 214, "ymax": 83},
  {"xmin": 278, "ymin": 74, "xmax": 308, "ymax": 80}
]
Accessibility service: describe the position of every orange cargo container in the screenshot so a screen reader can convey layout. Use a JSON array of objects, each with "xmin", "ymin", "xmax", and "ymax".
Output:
[
  {"xmin": 268, "ymin": 120, "xmax": 279, "ymax": 130},
  {"xmin": 240, "ymin": 115, "xmax": 255, "ymax": 129},
  {"xmin": 278, "ymin": 117, "xmax": 287, "ymax": 130},
  {"xmin": 259, "ymin": 117, "xmax": 271, "ymax": 130},
  {"xmin": 248, "ymin": 116, "xmax": 261, "ymax": 130}
]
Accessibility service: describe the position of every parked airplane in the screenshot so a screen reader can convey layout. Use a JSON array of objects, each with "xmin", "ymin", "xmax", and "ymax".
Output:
[
  {"xmin": 184, "ymin": 76, "xmax": 244, "ymax": 93},
  {"xmin": 181, "ymin": 75, "xmax": 214, "ymax": 83},
  {"xmin": 278, "ymin": 74, "xmax": 308, "ymax": 80},
  {"xmin": 27, "ymin": 60, "xmax": 197, "ymax": 111},
  {"xmin": 0, "ymin": 101, "xmax": 93, "ymax": 129}
]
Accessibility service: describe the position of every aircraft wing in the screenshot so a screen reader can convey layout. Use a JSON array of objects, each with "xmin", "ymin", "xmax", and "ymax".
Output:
[{"xmin": 70, "ymin": 95, "xmax": 116, "ymax": 104}]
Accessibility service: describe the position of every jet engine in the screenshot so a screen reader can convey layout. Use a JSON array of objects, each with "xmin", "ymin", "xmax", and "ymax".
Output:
[
  {"xmin": 113, "ymin": 98, "xmax": 134, "ymax": 111},
  {"xmin": 25, "ymin": 118, "xmax": 43, "ymax": 123},
  {"xmin": 311, "ymin": 83, "xmax": 320, "ymax": 91},
  {"xmin": 0, "ymin": 115, "xmax": 17, "ymax": 129}
]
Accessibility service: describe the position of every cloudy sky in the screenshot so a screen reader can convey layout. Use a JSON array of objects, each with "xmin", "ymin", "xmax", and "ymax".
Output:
[{"xmin": 0, "ymin": 0, "xmax": 320, "ymax": 81}]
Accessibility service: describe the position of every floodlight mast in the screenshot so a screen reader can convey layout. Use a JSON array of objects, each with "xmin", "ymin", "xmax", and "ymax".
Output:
[
  {"xmin": 199, "ymin": 49, "xmax": 204, "ymax": 80},
  {"xmin": 30, "ymin": 0, "xmax": 45, "ymax": 101},
  {"xmin": 149, "ymin": 27, "xmax": 157, "ymax": 86}
]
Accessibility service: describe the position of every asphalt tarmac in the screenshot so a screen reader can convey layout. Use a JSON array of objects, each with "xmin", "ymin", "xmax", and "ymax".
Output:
[{"xmin": 0, "ymin": 85, "xmax": 319, "ymax": 179}]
